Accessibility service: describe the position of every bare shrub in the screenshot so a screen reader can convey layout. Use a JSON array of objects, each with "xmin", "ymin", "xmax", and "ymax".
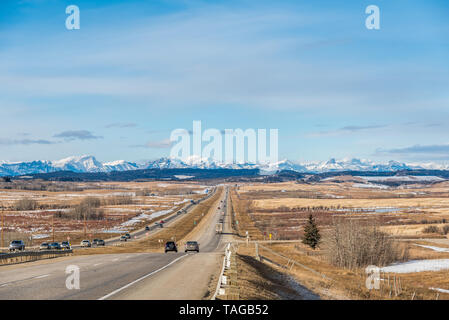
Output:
[
  {"xmin": 103, "ymin": 195, "xmax": 133, "ymax": 205},
  {"xmin": 135, "ymin": 189, "xmax": 151, "ymax": 197},
  {"xmin": 13, "ymin": 198, "xmax": 38, "ymax": 211},
  {"xmin": 423, "ymin": 225, "xmax": 440, "ymax": 234},
  {"xmin": 326, "ymin": 218, "xmax": 408, "ymax": 269},
  {"xmin": 62, "ymin": 197, "xmax": 104, "ymax": 220},
  {"xmin": 442, "ymin": 225, "xmax": 449, "ymax": 235}
]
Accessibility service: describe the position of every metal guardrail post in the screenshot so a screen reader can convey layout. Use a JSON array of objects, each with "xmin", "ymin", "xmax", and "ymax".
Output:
[
  {"xmin": 0, "ymin": 249, "xmax": 73, "ymax": 266},
  {"xmin": 212, "ymin": 242, "xmax": 240, "ymax": 300}
]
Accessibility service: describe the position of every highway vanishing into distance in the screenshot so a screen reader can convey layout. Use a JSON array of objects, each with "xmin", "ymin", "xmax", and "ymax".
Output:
[{"xmin": 0, "ymin": 187, "xmax": 232, "ymax": 299}]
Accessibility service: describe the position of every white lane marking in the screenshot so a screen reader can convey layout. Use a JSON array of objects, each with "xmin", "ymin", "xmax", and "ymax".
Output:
[
  {"xmin": 98, "ymin": 254, "xmax": 189, "ymax": 300},
  {"xmin": 94, "ymin": 263, "xmax": 102, "ymax": 267},
  {"xmin": 112, "ymin": 258, "xmax": 120, "ymax": 262},
  {"xmin": 0, "ymin": 274, "xmax": 50, "ymax": 287}
]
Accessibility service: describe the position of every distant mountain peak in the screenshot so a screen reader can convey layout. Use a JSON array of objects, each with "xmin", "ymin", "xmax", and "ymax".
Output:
[{"xmin": 0, "ymin": 155, "xmax": 448, "ymax": 177}]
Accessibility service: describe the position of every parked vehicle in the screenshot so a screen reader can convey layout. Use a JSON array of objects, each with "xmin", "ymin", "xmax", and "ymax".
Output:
[
  {"xmin": 124, "ymin": 233, "xmax": 131, "ymax": 239},
  {"xmin": 49, "ymin": 242, "xmax": 61, "ymax": 250},
  {"xmin": 61, "ymin": 241, "xmax": 71, "ymax": 250},
  {"xmin": 165, "ymin": 241, "xmax": 178, "ymax": 253},
  {"xmin": 120, "ymin": 235, "xmax": 127, "ymax": 242},
  {"xmin": 96, "ymin": 239, "xmax": 105, "ymax": 246},
  {"xmin": 39, "ymin": 242, "xmax": 50, "ymax": 251},
  {"xmin": 184, "ymin": 241, "xmax": 199, "ymax": 253},
  {"xmin": 92, "ymin": 239, "xmax": 100, "ymax": 245},
  {"xmin": 80, "ymin": 240, "xmax": 91, "ymax": 247},
  {"xmin": 9, "ymin": 240, "xmax": 25, "ymax": 251},
  {"xmin": 145, "ymin": 226, "xmax": 150, "ymax": 231}
]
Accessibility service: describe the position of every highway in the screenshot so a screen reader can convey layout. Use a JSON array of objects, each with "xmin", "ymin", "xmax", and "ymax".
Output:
[{"xmin": 0, "ymin": 187, "xmax": 231, "ymax": 299}]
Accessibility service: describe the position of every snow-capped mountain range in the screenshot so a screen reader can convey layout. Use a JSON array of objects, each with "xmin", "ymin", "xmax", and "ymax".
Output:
[{"xmin": 0, "ymin": 155, "xmax": 448, "ymax": 177}]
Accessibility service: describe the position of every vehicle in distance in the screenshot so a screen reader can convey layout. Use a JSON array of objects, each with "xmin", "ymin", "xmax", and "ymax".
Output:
[
  {"xmin": 49, "ymin": 242, "xmax": 61, "ymax": 250},
  {"xmin": 92, "ymin": 239, "xmax": 105, "ymax": 246},
  {"xmin": 145, "ymin": 226, "xmax": 150, "ymax": 231},
  {"xmin": 80, "ymin": 240, "xmax": 91, "ymax": 247},
  {"xmin": 185, "ymin": 241, "xmax": 199, "ymax": 253},
  {"xmin": 9, "ymin": 240, "xmax": 25, "ymax": 251},
  {"xmin": 120, "ymin": 235, "xmax": 127, "ymax": 241},
  {"xmin": 39, "ymin": 242, "xmax": 50, "ymax": 250},
  {"xmin": 61, "ymin": 241, "xmax": 71, "ymax": 250},
  {"xmin": 124, "ymin": 233, "xmax": 131, "ymax": 239},
  {"xmin": 215, "ymin": 223, "xmax": 223, "ymax": 234},
  {"xmin": 165, "ymin": 241, "xmax": 178, "ymax": 253}
]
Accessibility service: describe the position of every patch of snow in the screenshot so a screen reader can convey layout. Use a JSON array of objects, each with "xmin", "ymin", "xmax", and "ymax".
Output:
[
  {"xmin": 32, "ymin": 234, "xmax": 50, "ymax": 239},
  {"xmin": 430, "ymin": 287, "xmax": 449, "ymax": 294},
  {"xmin": 416, "ymin": 245, "xmax": 449, "ymax": 253},
  {"xmin": 352, "ymin": 183, "xmax": 389, "ymax": 189},
  {"xmin": 380, "ymin": 259, "xmax": 449, "ymax": 273},
  {"xmin": 174, "ymin": 175, "xmax": 194, "ymax": 179}
]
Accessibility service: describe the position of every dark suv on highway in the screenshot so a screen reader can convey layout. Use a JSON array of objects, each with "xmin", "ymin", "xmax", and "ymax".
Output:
[
  {"xmin": 185, "ymin": 241, "xmax": 199, "ymax": 253},
  {"xmin": 165, "ymin": 241, "xmax": 178, "ymax": 253},
  {"xmin": 49, "ymin": 242, "xmax": 61, "ymax": 250}
]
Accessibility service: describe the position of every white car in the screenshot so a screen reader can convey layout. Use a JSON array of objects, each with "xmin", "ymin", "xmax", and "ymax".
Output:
[{"xmin": 80, "ymin": 240, "xmax": 91, "ymax": 247}]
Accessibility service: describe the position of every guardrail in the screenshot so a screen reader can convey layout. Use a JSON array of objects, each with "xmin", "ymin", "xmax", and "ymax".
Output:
[
  {"xmin": 212, "ymin": 242, "xmax": 240, "ymax": 300},
  {"xmin": 0, "ymin": 249, "xmax": 73, "ymax": 266}
]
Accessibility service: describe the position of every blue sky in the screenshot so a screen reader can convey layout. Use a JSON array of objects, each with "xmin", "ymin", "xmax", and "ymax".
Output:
[{"xmin": 0, "ymin": 0, "xmax": 448, "ymax": 163}]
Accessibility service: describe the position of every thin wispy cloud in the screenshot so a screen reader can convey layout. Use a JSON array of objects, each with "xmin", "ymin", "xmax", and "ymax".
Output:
[
  {"xmin": 53, "ymin": 130, "xmax": 103, "ymax": 141},
  {"xmin": 105, "ymin": 122, "xmax": 137, "ymax": 128},
  {"xmin": 0, "ymin": 138, "xmax": 55, "ymax": 145},
  {"xmin": 379, "ymin": 144, "xmax": 449, "ymax": 155},
  {"xmin": 131, "ymin": 139, "xmax": 173, "ymax": 149},
  {"xmin": 308, "ymin": 125, "xmax": 387, "ymax": 137}
]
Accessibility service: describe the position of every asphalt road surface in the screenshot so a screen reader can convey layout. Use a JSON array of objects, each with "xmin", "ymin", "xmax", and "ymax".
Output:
[{"xmin": 0, "ymin": 187, "xmax": 230, "ymax": 300}]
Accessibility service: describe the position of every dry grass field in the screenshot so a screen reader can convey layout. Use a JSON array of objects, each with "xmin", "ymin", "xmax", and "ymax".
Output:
[{"xmin": 231, "ymin": 179, "xmax": 449, "ymax": 299}]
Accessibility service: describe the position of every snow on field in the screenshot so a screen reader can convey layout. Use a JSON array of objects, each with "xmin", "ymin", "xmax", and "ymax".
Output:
[
  {"xmin": 32, "ymin": 234, "xmax": 50, "ymax": 239},
  {"xmin": 416, "ymin": 245, "xmax": 449, "ymax": 253},
  {"xmin": 194, "ymin": 188, "xmax": 209, "ymax": 194},
  {"xmin": 108, "ymin": 208, "xmax": 175, "ymax": 230},
  {"xmin": 380, "ymin": 259, "xmax": 449, "ymax": 273},
  {"xmin": 149, "ymin": 209, "xmax": 174, "ymax": 219},
  {"xmin": 352, "ymin": 183, "xmax": 389, "ymax": 189},
  {"xmin": 55, "ymin": 192, "xmax": 135, "ymax": 198},
  {"xmin": 157, "ymin": 183, "xmax": 171, "ymax": 187},
  {"xmin": 174, "ymin": 175, "xmax": 194, "ymax": 179},
  {"xmin": 324, "ymin": 194, "xmax": 345, "ymax": 198},
  {"xmin": 430, "ymin": 287, "xmax": 449, "ymax": 294},
  {"xmin": 104, "ymin": 207, "xmax": 143, "ymax": 213},
  {"xmin": 100, "ymin": 229, "xmax": 125, "ymax": 234},
  {"xmin": 357, "ymin": 175, "xmax": 445, "ymax": 182},
  {"xmin": 174, "ymin": 199, "xmax": 192, "ymax": 205}
]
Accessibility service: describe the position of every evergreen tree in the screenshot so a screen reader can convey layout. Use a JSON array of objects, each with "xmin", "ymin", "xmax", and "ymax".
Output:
[{"xmin": 302, "ymin": 214, "xmax": 321, "ymax": 249}]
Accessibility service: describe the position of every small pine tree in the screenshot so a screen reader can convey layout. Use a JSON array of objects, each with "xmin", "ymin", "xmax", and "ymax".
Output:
[{"xmin": 302, "ymin": 214, "xmax": 321, "ymax": 249}]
